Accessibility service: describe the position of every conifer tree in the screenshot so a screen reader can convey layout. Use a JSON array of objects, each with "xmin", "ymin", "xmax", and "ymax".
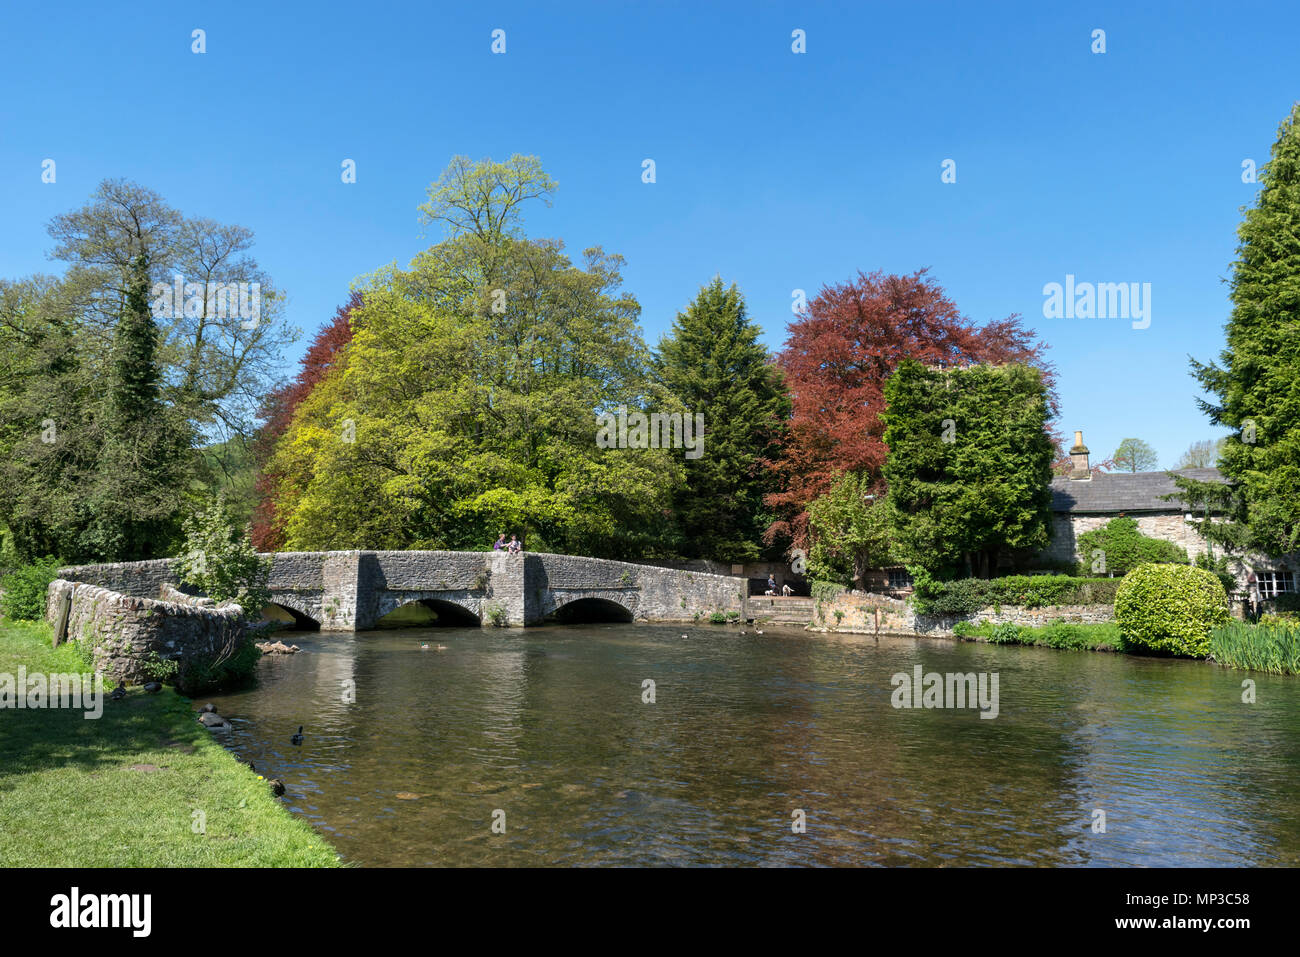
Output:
[
  {"xmin": 655, "ymin": 278, "xmax": 789, "ymax": 562},
  {"xmin": 1178, "ymin": 103, "xmax": 1300, "ymax": 556}
]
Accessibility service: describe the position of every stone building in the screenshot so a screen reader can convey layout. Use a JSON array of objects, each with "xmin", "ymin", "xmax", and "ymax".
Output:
[{"xmin": 1045, "ymin": 431, "xmax": 1297, "ymax": 597}]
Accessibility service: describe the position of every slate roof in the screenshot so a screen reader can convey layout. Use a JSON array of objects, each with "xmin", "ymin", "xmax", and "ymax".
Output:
[{"xmin": 1050, "ymin": 467, "xmax": 1222, "ymax": 514}]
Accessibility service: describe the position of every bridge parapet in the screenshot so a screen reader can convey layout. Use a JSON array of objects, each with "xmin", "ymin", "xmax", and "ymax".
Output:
[{"xmin": 59, "ymin": 550, "xmax": 746, "ymax": 630}]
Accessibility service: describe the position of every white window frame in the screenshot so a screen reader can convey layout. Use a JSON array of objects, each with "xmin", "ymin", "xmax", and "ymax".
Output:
[{"xmin": 1257, "ymin": 570, "xmax": 1295, "ymax": 598}]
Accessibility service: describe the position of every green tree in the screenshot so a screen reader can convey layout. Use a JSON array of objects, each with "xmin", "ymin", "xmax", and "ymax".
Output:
[
  {"xmin": 80, "ymin": 253, "xmax": 194, "ymax": 560},
  {"xmin": 654, "ymin": 277, "xmax": 789, "ymax": 563},
  {"xmin": 806, "ymin": 471, "xmax": 895, "ymax": 586},
  {"xmin": 1111, "ymin": 437, "xmax": 1159, "ymax": 472},
  {"xmin": 174, "ymin": 493, "xmax": 271, "ymax": 617},
  {"xmin": 0, "ymin": 179, "xmax": 295, "ymax": 563},
  {"xmin": 882, "ymin": 360, "xmax": 1054, "ymax": 578},
  {"xmin": 1179, "ymin": 103, "xmax": 1300, "ymax": 558},
  {"xmin": 266, "ymin": 156, "xmax": 683, "ymax": 559}
]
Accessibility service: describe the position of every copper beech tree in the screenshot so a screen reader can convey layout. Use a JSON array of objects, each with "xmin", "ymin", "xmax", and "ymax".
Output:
[{"xmin": 766, "ymin": 269, "xmax": 1056, "ymax": 551}]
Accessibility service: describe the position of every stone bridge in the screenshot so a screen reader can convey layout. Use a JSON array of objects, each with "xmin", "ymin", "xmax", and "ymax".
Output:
[{"xmin": 57, "ymin": 551, "xmax": 747, "ymax": 630}]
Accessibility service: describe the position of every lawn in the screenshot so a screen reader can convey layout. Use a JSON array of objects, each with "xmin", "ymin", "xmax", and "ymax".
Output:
[{"xmin": 0, "ymin": 620, "xmax": 341, "ymax": 867}]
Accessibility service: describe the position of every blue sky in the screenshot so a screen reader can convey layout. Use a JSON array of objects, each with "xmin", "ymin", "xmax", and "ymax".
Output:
[{"xmin": 2, "ymin": 1, "xmax": 1296, "ymax": 468}]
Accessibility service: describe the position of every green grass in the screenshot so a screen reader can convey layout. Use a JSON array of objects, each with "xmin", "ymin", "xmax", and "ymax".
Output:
[
  {"xmin": 1209, "ymin": 620, "xmax": 1300, "ymax": 675},
  {"xmin": 0, "ymin": 620, "xmax": 341, "ymax": 867},
  {"xmin": 952, "ymin": 619, "xmax": 1124, "ymax": 652}
]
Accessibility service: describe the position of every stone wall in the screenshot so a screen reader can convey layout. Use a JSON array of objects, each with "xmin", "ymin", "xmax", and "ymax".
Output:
[
  {"xmin": 809, "ymin": 589, "xmax": 1114, "ymax": 638},
  {"xmin": 46, "ymin": 579, "xmax": 248, "ymax": 689},
  {"xmin": 57, "ymin": 558, "xmax": 179, "ymax": 597}
]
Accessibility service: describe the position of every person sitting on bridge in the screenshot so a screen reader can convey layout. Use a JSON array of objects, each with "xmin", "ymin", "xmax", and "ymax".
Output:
[
  {"xmin": 766, "ymin": 574, "xmax": 777, "ymax": 595},
  {"xmin": 507, "ymin": 534, "xmax": 523, "ymax": 555},
  {"xmin": 493, "ymin": 533, "xmax": 506, "ymax": 551}
]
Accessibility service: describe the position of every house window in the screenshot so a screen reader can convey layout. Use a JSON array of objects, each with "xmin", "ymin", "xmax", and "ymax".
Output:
[
  {"xmin": 887, "ymin": 567, "xmax": 913, "ymax": 590},
  {"xmin": 1258, "ymin": 570, "xmax": 1295, "ymax": 598}
]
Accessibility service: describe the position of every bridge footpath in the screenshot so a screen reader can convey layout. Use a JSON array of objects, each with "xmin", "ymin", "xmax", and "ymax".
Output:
[{"xmin": 58, "ymin": 550, "xmax": 748, "ymax": 630}]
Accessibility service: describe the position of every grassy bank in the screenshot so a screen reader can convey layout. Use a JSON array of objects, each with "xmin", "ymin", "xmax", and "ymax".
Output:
[
  {"xmin": 0, "ymin": 620, "xmax": 341, "ymax": 867},
  {"xmin": 952, "ymin": 619, "xmax": 1124, "ymax": 652}
]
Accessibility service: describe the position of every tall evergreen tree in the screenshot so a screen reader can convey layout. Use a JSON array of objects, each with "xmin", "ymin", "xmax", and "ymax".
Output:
[
  {"xmin": 82, "ymin": 253, "xmax": 193, "ymax": 559},
  {"xmin": 882, "ymin": 360, "xmax": 1054, "ymax": 578},
  {"xmin": 1177, "ymin": 103, "xmax": 1300, "ymax": 557},
  {"xmin": 655, "ymin": 278, "xmax": 790, "ymax": 563}
]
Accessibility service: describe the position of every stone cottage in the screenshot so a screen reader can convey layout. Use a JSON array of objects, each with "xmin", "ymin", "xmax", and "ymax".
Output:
[{"xmin": 1044, "ymin": 431, "xmax": 1296, "ymax": 597}]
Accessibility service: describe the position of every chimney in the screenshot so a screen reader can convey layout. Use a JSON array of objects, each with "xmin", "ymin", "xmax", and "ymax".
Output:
[{"xmin": 1069, "ymin": 430, "xmax": 1091, "ymax": 480}]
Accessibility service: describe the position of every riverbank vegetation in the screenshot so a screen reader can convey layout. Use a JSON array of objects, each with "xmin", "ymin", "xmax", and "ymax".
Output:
[
  {"xmin": 0, "ymin": 620, "xmax": 340, "ymax": 867},
  {"xmin": 952, "ymin": 619, "xmax": 1123, "ymax": 652},
  {"xmin": 908, "ymin": 570, "xmax": 1121, "ymax": 615},
  {"xmin": 1210, "ymin": 619, "xmax": 1300, "ymax": 675}
]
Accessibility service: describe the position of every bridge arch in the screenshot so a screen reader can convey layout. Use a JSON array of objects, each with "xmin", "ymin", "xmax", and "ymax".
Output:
[
  {"xmin": 548, "ymin": 596, "xmax": 636, "ymax": 624},
  {"xmin": 261, "ymin": 599, "xmax": 321, "ymax": 631},
  {"xmin": 375, "ymin": 596, "xmax": 481, "ymax": 627}
]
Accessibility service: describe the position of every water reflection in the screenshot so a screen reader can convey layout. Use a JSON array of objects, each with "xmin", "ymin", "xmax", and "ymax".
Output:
[{"xmin": 202, "ymin": 624, "xmax": 1300, "ymax": 866}]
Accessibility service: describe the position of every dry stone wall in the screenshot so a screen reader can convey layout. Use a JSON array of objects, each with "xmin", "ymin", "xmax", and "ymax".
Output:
[
  {"xmin": 46, "ymin": 579, "xmax": 247, "ymax": 689},
  {"xmin": 809, "ymin": 590, "xmax": 1114, "ymax": 637}
]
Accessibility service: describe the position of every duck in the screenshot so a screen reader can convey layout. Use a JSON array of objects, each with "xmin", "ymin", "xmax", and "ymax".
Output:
[
  {"xmin": 290, "ymin": 726, "xmax": 304, "ymax": 745},
  {"xmin": 436, "ymin": 644, "xmax": 447, "ymax": 651},
  {"xmin": 420, "ymin": 642, "xmax": 430, "ymax": 650},
  {"xmin": 110, "ymin": 685, "xmax": 127, "ymax": 701},
  {"xmin": 756, "ymin": 629, "xmax": 765, "ymax": 635}
]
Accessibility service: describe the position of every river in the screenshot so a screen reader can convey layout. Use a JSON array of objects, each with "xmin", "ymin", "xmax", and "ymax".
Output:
[{"xmin": 201, "ymin": 623, "xmax": 1300, "ymax": 866}]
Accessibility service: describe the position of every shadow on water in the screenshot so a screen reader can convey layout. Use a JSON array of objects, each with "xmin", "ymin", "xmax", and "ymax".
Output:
[{"xmin": 199, "ymin": 623, "xmax": 1300, "ymax": 867}]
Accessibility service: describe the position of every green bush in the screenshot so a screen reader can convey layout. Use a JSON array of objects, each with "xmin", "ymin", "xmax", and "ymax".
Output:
[
  {"xmin": 177, "ymin": 632, "xmax": 262, "ymax": 694},
  {"xmin": 810, "ymin": 580, "xmax": 848, "ymax": 602},
  {"xmin": 1114, "ymin": 563, "xmax": 1230, "ymax": 657},
  {"xmin": 0, "ymin": 557, "xmax": 62, "ymax": 622},
  {"xmin": 1210, "ymin": 619, "xmax": 1300, "ymax": 674},
  {"xmin": 988, "ymin": 622, "xmax": 1024, "ymax": 644},
  {"xmin": 708, "ymin": 611, "xmax": 728, "ymax": 624},
  {"xmin": 909, "ymin": 573, "xmax": 1120, "ymax": 615},
  {"xmin": 1076, "ymin": 517, "xmax": 1189, "ymax": 576}
]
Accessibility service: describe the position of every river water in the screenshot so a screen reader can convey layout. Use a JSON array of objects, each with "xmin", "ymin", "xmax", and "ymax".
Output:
[{"xmin": 202, "ymin": 623, "xmax": 1300, "ymax": 866}]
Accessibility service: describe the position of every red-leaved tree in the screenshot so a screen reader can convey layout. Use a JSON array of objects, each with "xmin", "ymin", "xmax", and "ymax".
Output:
[
  {"xmin": 249, "ymin": 292, "xmax": 360, "ymax": 550},
  {"xmin": 766, "ymin": 269, "xmax": 1055, "ymax": 549}
]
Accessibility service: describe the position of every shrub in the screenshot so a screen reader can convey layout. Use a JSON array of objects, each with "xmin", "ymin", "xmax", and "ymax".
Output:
[
  {"xmin": 811, "ymin": 580, "xmax": 848, "ymax": 603},
  {"xmin": 1077, "ymin": 517, "xmax": 1189, "ymax": 577},
  {"xmin": 908, "ymin": 574, "xmax": 1120, "ymax": 615},
  {"xmin": 1114, "ymin": 563, "xmax": 1229, "ymax": 657},
  {"xmin": 177, "ymin": 632, "xmax": 261, "ymax": 694},
  {"xmin": 0, "ymin": 557, "xmax": 62, "ymax": 621},
  {"xmin": 988, "ymin": 622, "xmax": 1024, "ymax": 644},
  {"xmin": 708, "ymin": 611, "xmax": 728, "ymax": 624},
  {"xmin": 173, "ymin": 493, "xmax": 271, "ymax": 619},
  {"xmin": 1210, "ymin": 620, "xmax": 1300, "ymax": 675}
]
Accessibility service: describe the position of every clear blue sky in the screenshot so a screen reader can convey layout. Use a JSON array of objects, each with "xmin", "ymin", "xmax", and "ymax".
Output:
[{"xmin": 2, "ymin": 1, "xmax": 1295, "ymax": 469}]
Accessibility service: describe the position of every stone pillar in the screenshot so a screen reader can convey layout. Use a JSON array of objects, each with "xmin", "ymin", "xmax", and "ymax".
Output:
[
  {"xmin": 320, "ymin": 551, "xmax": 363, "ymax": 631},
  {"xmin": 484, "ymin": 550, "xmax": 527, "ymax": 626}
]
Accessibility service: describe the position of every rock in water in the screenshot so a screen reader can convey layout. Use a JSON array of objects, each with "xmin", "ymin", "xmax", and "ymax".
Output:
[{"xmin": 198, "ymin": 712, "xmax": 231, "ymax": 730}]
